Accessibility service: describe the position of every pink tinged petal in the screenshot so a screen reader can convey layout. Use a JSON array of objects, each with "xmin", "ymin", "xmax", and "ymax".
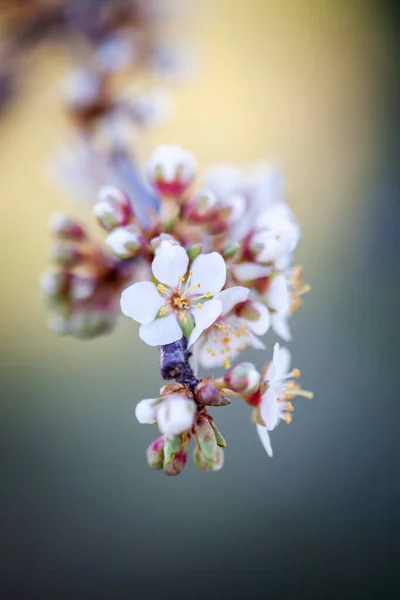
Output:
[
  {"xmin": 191, "ymin": 252, "xmax": 227, "ymax": 295},
  {"xmin": 271, "ymin": 314, "xmax": 292, "ymax": 342},
  {"xmin": 139, "ymin": 314, "xmax": 182, "ymax": 346},
  {"xmin": 120, "ymin": 282, "xmax": 164, "ymax": 324},
  {"xmin": 260, "ymin": 388, "xmax": 280, "ymax": 431},
  {"xmin": 188, "ymin": 299, "xmax": 223, "ymax": 347},
  {"xmin": 256, "ymin": 424, "xmax": 273, "ymax": 457},
  {"xmin": 246, "ymin": 302, "xmax": 271, "ymax": 335},
  {"xmin": 272, "ymin": 343, "xmax": 292, "ymax": 379},
  {"xmin": 216, "ymin": 286, "xmax": 249, "ymax": 315},
  {"xmin": 234, "ymin": 262, "xmax": 272, "ymax": 282},
  {"xmin": 135, "ymin": 399, "xmax": 157, "ymax": 424},
  {"xmin": 152, "ymin": 241, "xmax": 189, "ymax": 287}
]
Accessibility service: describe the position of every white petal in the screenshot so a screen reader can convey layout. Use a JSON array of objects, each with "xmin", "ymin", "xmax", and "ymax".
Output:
[
  {"xmin": 157, "ymin": 394, "xmax": 195, "ymax": 438},
  {"xmin": 246, "ymin": 302, "xmax": 271, "ymax": 335},
  {"xmin": 268, "ymin": 275, "xmax": 290, "ymax": 314},
  {"xmin": 197, "ymin": 341, "xmax": 225, "ymax": 368},
  {"xmin": 152, "ymin": 241, "xmax": 188, "ymax": 287},
  {"xmin": 135, "ymin": 399, "xmax": 157, "ymax": 424},
  {"xmin": 188, "ymin": 300, "xmax": 223, "ymax": 347},
  {"xmin": 272, "ymin": 343, "xmax": 291, "ymax": 379},
  {"xmin": 139, "ymin": 314, "xmax": 182, "ymax": 346},
  {"xmin": 260, "ymin": 388, "xmax": 280, "ymax": 431},
  {"xmin": 120, "ymin": 282, "xmax": 164, "ymax": 324},
  {"xmin": 191, "ymin": 252, "xmax": 226, "ymax": 295},
  {"xmin": 248, "ymin": 332, "xmax": 266, "ymax": 350},
  {"xmin": 216, "ymin": 286, "xmax": 249, "ymax": 315},
  {"xmin": 234, "ymin": 262, "xmax": 272, "ymax": 282},
  {"xmin": 256, "ymin": 424, "xmax": 273, "ymax": 457},
  {"xmin": 271, "ymin": 314, "xmax": 292, "ymax": 342}
]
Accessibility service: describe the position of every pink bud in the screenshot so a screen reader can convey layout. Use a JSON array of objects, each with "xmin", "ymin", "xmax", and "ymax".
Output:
[{"xmin": 224, "ymin": 362, "xmax": 260, "ymax": 394}]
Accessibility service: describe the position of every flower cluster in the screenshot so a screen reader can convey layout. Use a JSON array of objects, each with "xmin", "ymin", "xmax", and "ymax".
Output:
[
  {"xmin": 71, "ymin": 144, "xmax": 311, "ymax": 473},
  {"xmin": 37, "ymin": 2, "xmax": 313, "ymax": 476}
]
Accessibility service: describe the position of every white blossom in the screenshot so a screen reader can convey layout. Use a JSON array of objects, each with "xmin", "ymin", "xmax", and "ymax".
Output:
[
  {"xmin": 120, "ymin": 241, "xmax": 226, "ymax": 346},
  {"xmin": 266, "ymin": 274, "xmax": 292, "ymax": 341},
  {"xmin": 197, "ymin": 287, "xmax": 270, "ymax": 369},
  {"xmin": 135, "ymin": 393, "xmax": 196, "ymax": 439},
  {"xmin": 146, "ymin": 145, "xmax": 197, "ymax": 195},
  {"xmin": 257, "ymin": 343, "xmax": 313, "ymax": 457}
]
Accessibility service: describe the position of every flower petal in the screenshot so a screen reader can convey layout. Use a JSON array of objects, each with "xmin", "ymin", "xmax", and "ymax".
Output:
[
  {"xmin": 120, "ymin": 281, "xmax": 164, "ymax": 324},
  {"xmin": 246, "ymin": 301, "xmax": 271, "ymax": 335},
  {"xmin": 152, "ymin": 241, "xmax": 189, "ymax": 287},
  {"xmin": 260, "ymin": 388, "xmax": 280, "ymax": 431},
  {"xmin": 135, "ymin": 398, "xmax": 157, "ymax": 424},
  {"xmin": 268, "ymin": 275, "xmax": 290, "ymax": 314},
  {"xmin": 157, "ymin": 394, "xmax": 195, "ymax": 439},
  {"xmin": 271, "ymin": 314, "xmax": 292, "ymax": 342},
  {"xmin": 191, "ymin": 252, "xmax": 226, "ymax": 296},
  {"xmin": 139, "ymin": 314, "xmax": 182, "ymax": 346},
  {"xmin": 256, "ymin": 424, "xmax": 273, "ymax": 457},
  {"xmin": 272, "ymin": 343, "xmax": 291, "ymax": 379},
  {"xmin": 216, "ymin": 286, "xmax": 249, "ymax": 315},
  {"xmin": 233, "ymin": 262, "xmax": 272, "ymax": 282},
  {"xmin": 188, "ymin": 299, "xmax": 223, "ymax": 347}
]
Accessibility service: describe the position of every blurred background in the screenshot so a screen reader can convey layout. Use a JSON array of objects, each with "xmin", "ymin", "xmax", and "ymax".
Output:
[{"xmin": 0, "ymin": 0, "xmax": 397, "ymax": 598}]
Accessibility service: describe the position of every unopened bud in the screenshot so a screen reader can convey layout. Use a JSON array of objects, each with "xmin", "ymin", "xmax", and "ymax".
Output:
[
  {"xmin": 39, "ymin": 271, "xmax": 69, "ymax": 299},
  {"xmin": 184, "ymin": 189, "xmax": 216, "ymax": 221},
  {"xmin": 69, "ymin": 275, "xmax": 96, "ymax": 301},
  {"xmin": 150, "ymin": 233, "xmax": 180, "ymax": 252},
  {"xmin": 187, "ymin": 243, "xmax": 203, "ymax": 261},
  {"xmin": 147, "ymin": 145, "xmax": 197, "ymax": 197},
  {"xmin": 94, "ymin": 186, "xmax": 131, "ymax": 231},
  {"xmin": 146, "ymin": 437, "xmax": 165, "ymax": 470},
  {"xmin": 51, "ymin": 243, "xmax": 84, "ymax": 267},
  {"xmin": 193, "ymin": 444, "xmax": 224, "ymax": 472},
  {"xmin": 224, "ymin": 362, "xmax": 261, "ymax": 394},
  {"xmin": 105, "ymin": 226, "xmax": 141, "ymax": 259},
  {"xmin": 222, "ymin": 241, "xmax": 241, "ymax": 259},
  {"xmin": 195, "ymin": 379, "xmax": 230, "ymax": 407},
  {"xmin": 194, "ymin": 413, "xmax": 218, "ymax": 469},
  {"xmin": 163, "ymin": 435, "xmax": 187, "ymax": 476},
  {"xmin": 49, "ymin": 212, "xmax": 86, "ymax": 241}
]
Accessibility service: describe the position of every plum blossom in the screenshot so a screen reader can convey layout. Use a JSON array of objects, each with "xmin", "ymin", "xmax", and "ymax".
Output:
[
  {"xmin": 135, "ymin": 393, "xmax": 196, "ymax": 440},
  {"xmin": 256, "ymin": 343, "xmax": 313, "ymax": 457},
  {"xmin": 120, "ymin": 240, "xmax": 227, "ymax": 346},
  {"xmin": 197, "ymin": 287, "xmax": 270, "ymax": 369}
]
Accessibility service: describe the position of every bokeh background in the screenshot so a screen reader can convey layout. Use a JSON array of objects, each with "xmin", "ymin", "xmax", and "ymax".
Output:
[{"xmin": 0, "ymin": 0, "xmax": 397, "ymax": 598}]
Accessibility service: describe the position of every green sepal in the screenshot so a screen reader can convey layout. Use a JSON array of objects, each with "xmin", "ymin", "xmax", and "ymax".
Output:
[
  {"xmin": 210, "ymin": 420, "xmax": 227, "ymax": 448},
  {"xmin": 187, "ymin": 243, "xmax": 203, "ymax": 261}
]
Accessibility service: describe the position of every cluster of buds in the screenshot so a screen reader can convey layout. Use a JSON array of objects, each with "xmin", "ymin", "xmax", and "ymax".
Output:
[{"xmin": 41, "ymin": 212, "xmax": 134, "ymax": 338}]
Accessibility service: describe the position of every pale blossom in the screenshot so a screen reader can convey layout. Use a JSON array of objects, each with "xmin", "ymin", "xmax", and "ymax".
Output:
[
  {"xmin": 135, "ymin": 393, "xmax": 196, "ymax": 439},
  {"xmin": 120, "ymin": 241, "xmax": 226, "ymax": 346},
  {"xmin": 251, "ymin": 203, "xmax": 300, "ymax": 269},
  {"xmin": 197, "ymin": 287, "xmax": 270, "ymax": 369},
  {"xmin": 146, "ymin": 145, "xmax": 197, "ymax": 196},
  {"xmin": 256, "ymin": 343, "xmax": 313, "ymax": 457}
]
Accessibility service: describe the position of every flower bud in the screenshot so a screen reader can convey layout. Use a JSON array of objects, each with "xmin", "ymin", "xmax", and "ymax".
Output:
[
  {"xmin": 69, "ymin": 275, "xmax": 96, "ymax": 301},
  {"xmin": 195, "ymin": 379, "xmax": 231, "ymax": 407},
  {"xmin": 184, "ymin": 189, "xmax": 216, "ymax": 221},
  {"xmin": 222, "ymin": 241, "xmax": 241, "ymax": 259},
  {"xmin": 187, "ymin": 243, "xmax": 203, "ymax": 261},
  {"xmin": 224, "ymin": 362, "xmax": 261, "ymax": 394},
  {"xmin": 94, "ymin": 186, "xmax": 131, "ymax": 231},
  {"xmin": 105, "ymin": 226, "xmax": 141, "ymax": 259},
  {"xmin": 146, "ymin": 437, "xmax": 165, "ymax": 470},
  {"xmin": 51, "ymin": 243, "xmax": 84, "ymax": 267},
  {"xmin": 193, "ymin": 445, "xmax": 224, "ymax": 472},
  {"xmin": 147, "ymin": 145, "xmax": 197, "ymax": 197},
  {"xmin": 39, "ymin": 271, "xmax": 69, "ymax": 299},
  {"xmin": 194, "ymin": 413, "xmax": 218, "ymax": 469},
  {"xmin": 150, "ymin": 233, "xmax": 180, "ymax": 252},
  {"xmin": 49, "ymin": 212, "xmax": 86, "ymax": 241},
  {"xmin": 163, "ymin": 435, "xmax": 187, "ymax": 476}
]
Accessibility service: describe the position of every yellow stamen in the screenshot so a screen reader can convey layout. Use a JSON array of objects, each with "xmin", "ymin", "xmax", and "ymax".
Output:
[
  {"xmin": 157, "ymin": 284, "xmax": 167, "ymax": 294},
  {"xmin": 197, "ymin": 303, "xmax": 203, "ymax": 309},
  {"xmin": 205, "ymin": 291, "xmax": 212, "ymax": 298},
  {"xmin": 223, "ymin": 359, "xmax": 231, "ymax": 369},
  {"xmin": 284, "ymin": 413, "xmax": 293, "ymax": 424}
]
